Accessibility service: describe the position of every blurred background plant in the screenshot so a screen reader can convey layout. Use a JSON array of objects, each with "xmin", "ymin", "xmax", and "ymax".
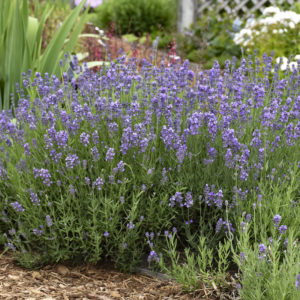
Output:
[
  {"xmin": 233, "ymin": 6, "xmax": 300, "ymax": 60},
  {"xmin": 90, "ymin": 0, "xmax": 176, "ymax": 36},
  {"xmin": 176, "ymin": 11, "xmax": 242, "ymax": 68},
  {"xmin": 0, "ymin": 0, "xmax": 88, "ymax": 110}
]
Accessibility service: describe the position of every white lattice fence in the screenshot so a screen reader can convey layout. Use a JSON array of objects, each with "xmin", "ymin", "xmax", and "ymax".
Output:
[
  {"xmin": 197, "ymin": 0, "xmax": 296, "ymax": 17},
  {"xmin": 177, "ymin": 0, "xmax": 297, "ymax": 32}
]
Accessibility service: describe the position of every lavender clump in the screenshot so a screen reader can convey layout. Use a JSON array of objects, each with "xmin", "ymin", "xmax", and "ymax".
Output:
[{"xmin": 0, "ymin": 52, "xmax": 299, "ymax": 286}]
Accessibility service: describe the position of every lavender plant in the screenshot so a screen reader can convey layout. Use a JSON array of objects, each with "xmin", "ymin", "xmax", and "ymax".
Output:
[
  {"xmin": 232, "ymin": 163, "xmax": 300, "ymax": 299},
  {"xmin": 0, "ymin": 50, "xmax": 299, "ymax": 298}
]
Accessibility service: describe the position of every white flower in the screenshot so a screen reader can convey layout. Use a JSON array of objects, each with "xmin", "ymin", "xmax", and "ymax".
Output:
[
  {"xmin": 276, "ymin": 11, "xmax": 300, "ymax": 24},
  {"xmin": 280, "ymin": 64, "xmax": 287, "ymax": 71},
  {"xmin": 263, "ymin": 6, "xmax": 281, "ymax": 16},
  {"xmin": 295, "ymin": 55, "xmax": 300, "ymax": 60},
  {"xmin": 273, "ymin": 29, "xmax": 278, "ymax": 34},
  {"xmin": 289, "ymin": 22, "xmax": 295, "ymax": 29},
  {"xmin": 233, "ymin": 36, "xmax": 244, "ymax": 45},
  {"xmin": 239, "ymin": 28, "xmax": 253, "ymax": 37},
  {"xmin": 260, "ymin": 17, "xmax": 278, "ymax": 26},
  {"xmin": 261, "ymin": 26, "xmax": 268, "ymax": 33},
  {"xmin": 169, "ymin": 55, "xmax": 181, "ymax": 61},
  {"xmin": 278, "ymin": 29, "xmax": 284, "ymax": 34}
]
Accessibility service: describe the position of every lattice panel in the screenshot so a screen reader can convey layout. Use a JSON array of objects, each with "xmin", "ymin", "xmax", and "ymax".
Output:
[{"xmin": 197, "ymin": 0, "xmax": 297, "ymax": 18}]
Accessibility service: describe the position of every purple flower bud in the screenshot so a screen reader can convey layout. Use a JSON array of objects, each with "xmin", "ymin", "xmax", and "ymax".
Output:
[{"xmin": 246, "ymin": 214, "xmax": 252, "ymax": 223}]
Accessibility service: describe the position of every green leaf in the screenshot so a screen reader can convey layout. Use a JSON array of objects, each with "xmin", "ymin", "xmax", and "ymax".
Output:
[
  {"xmin": 6, "ymin": 0, "xmax": 25, "ymax": 108},
  {"xmin": 26, "ymin": 17, "xmax": 39, "ymax": 55},
  {"xmin": 39, "ymin": 0, "xmax": 88, "ymax": 76}
]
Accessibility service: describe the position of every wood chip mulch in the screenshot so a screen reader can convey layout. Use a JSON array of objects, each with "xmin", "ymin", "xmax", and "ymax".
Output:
[{"xmin": 0, "ymin": 250, "xmax": 240, "ymax": 300}]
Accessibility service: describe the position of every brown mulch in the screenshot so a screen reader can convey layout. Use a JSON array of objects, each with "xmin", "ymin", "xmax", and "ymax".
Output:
[{"xmin": 0, "ymin": 250, "xmax": 240, "ymax": 300}]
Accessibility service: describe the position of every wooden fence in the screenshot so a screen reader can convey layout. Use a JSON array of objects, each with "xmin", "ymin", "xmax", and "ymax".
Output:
[{"xmin": 177, "ymin": 0, "xmax": 297, "ymax": 33}]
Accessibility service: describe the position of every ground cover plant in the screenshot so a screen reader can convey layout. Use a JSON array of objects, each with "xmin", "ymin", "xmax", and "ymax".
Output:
[{"xmin": 0, "ymin": 51, "xmax": 299, "ymax": 299}]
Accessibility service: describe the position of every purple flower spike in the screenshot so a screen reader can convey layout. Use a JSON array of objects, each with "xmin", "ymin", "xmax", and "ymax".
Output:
[
  {"xmin": 66, "ymin": 154, "xmax": 80, "ymax": 169},
  {"xmin": 259, "ymin": 243, "xmax": 266, "ymax": 253},
  {"xmin": 296, "ymin": 274, "xmax": 300, "ymax": 290},
  {"xmin": 106, "ymin": 147, "xmax": 115, "ymax": 161},
  {"xmin": 273, "ymin": 214, "xmax": 281, "ymax": 227},
  {"xmin": 147, "ymin": 250, "xmax": 159, "ymax": 263},
  {"xmin": 46, "ymin": 215, "xmax": 53, "ymax": 227},
  {"xmin": 127, "ymin": 221, "xmax": 135, "ymax": 230},
  {"xmin": 240, "ymin": 252, "xmax": 246, "ymax": 262},
  {"xmin": 80, "ymin": 132, "xmax": 90, "ymax": 147},
  {"xmin": 278, "ymin": 225, "xmax": 287, "ymax": 234},
  {"xmin": 30, "ymin": 192, "xmax": 40, "ymax": 206},
  {"xmin": 10, "ymin": 201, "xmax": 25, "ymax": 212},
  {"xmin": 92, "ymin": 177, "xmax": 104, "ymax": 190}
]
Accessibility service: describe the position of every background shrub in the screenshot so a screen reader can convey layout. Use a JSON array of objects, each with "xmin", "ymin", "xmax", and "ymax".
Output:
[{"xmin": 91, "ymin": 0, "xmax": 176, "ymax": 35}]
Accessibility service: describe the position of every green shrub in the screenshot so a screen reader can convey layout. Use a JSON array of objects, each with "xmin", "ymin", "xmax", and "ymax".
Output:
[{"xmin": 91, "ymin": 0, "xmax": 176, "ymax": 35}]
